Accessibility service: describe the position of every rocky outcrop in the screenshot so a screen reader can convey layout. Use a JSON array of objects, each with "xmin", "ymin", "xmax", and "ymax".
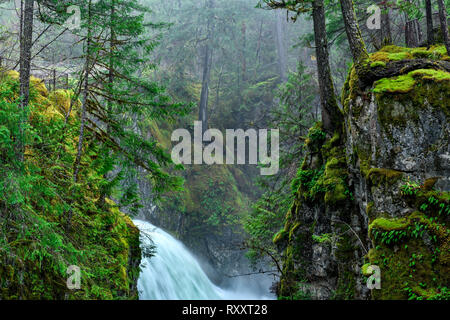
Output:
[{"xmin": 276, "ymin": 45, "xmax": 450, "ymax": 300}]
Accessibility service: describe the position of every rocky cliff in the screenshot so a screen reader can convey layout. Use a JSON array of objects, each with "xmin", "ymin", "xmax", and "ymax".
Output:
[{"xmin": 276, "ymin": 45, "xmax": 450, "ymax": 300}]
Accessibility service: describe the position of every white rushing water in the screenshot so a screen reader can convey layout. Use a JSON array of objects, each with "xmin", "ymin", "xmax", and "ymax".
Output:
[{"xmin": 134, "ymin": 219, "xmax": 273, "ymax": 300}]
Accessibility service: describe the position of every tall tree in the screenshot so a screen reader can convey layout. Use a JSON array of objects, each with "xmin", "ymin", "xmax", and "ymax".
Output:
[
  {"xmin": 262, "ymin": 0, "xmax": 343, "ymax": 134},
  {"xmin": 311, "ymin": 0, "xmax": 341, "ymax": 134},
  {"xmin": 275, "ymin": 10, "xmax": 287, "ymax": 82},
  {"xmin": 35, "ymin": 0, "xmax": 190, "ymax": 205},
  {"xmin": 380, "ymin": 2, "xmax": 392, "ymax": 46},
  {"xmin": 198, "ymin": 0, "xmax": 214, "ymax": 135},
  {"xmin": 437, "ymin": 0, "xmax": 450, "ymax": 54},
  {"xmin": 425, "ymin": 0, "xmax": 434, "ymax": 45},
  {"xmin": 339, "ymin": 0, "xmax": 369, "ymax": 67},
  {"xmin": 18, "ymin": 0, "xmax": 34, "ymax": 162},
  {"xmin": 73, "ymin": 0, "xmax": 92, "ymax": 182}
]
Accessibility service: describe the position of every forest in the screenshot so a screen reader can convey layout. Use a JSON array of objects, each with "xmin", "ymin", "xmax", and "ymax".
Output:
[{"xmin": 0, "ymin": 0, "xmax": 449, "ymax": 302}]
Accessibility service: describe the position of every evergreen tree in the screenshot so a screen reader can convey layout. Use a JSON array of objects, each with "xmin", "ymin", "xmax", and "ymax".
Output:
[{"xmin": 260, "ymin": 0, "xmax": 343, "ymax": 134}]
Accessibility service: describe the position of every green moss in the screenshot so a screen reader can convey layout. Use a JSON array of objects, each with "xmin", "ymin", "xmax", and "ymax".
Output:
[
  {"xmin": 369, "ymin": 217, "xmax": 410, "ymax": 234},
  {"xmin": 361, "ymin": 263, "xmax": 372, "ymax": 276},
  {"xmin": 373, "ymin": 74, "xmax": 416, "ymax": 94},
  {"xmin": 379, "ymin": 45, "xmax": 410, "ymax": 53},
  {"xmin": 370, "ymin": 61, "xmax": 386, "ymax": 68},
  {"xmin": 289, "ymin": 222, "xmax": 301, "ymax": 241},
  {"xmin": 367, "ymin": 168, "xmax": 403, "ymax": 186},
  {"xmin": 374, "ymin": 68, "xmax": 450, "ymax": 132},
  {"xmin": 324, "ymin": 182, "xmax": 347, "ymax": 204},
  {"xmin": 304, "ymin": 122, "xmax": 326, "ymax": 153},
  {"xmin": 371, "ymin": 45, "xmax": 448, "ymax": 62},
  {"xmin": 370, "ymin": 51, "xmax": 413, "ymax": 62},
  {"xmin": 409, "ymin": 69, "xmax": 450, "ymax": 82},
  {"xmin": 273, "ymin": 229, "xmax": 289, "ymax": 244},
  {"xmin": 312, "ymin": 233, "xmax": 332, "ymax": 244}
]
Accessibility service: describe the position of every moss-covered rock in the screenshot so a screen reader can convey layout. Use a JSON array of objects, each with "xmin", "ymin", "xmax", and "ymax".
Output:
[{"xmin": 278, "ymin": 45, "xmax": 450, "ymax": 300}]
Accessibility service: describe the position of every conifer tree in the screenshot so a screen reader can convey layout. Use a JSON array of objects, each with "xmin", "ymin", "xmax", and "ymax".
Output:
[
  {"xmin": 260, "ymin": 0, "xmax": 343, "ymax": 134},
  {"xmin": 36, "ymin": 0, "xmax": 190, "ymax": 210}
]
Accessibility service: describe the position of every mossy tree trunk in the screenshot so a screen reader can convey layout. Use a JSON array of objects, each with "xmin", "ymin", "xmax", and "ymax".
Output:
[
  {"xmin": 437, "ymin": 0, "xmax": 450, "ymax": 55},
  {"xmin": 312, "ymin": 0, "xmax": 343, "ymax": 134},
  {"xmin": 18, "ymin": 0, "xmax": 34, "ymax": 162},
  {"xmin": 339, "ymin": 0, "xmax": 369, "ymax": 67}
]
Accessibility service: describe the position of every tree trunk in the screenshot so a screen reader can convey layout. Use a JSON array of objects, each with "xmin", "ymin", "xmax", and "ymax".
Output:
[
  {"xmin": 381, "ymin": 4, "xmax": 392, "ymax": 46},
  {"xmin": 312, "ymin": 0, "xmax": 342, "ymax": 134},
  {"xmin": 99, "ymin": 0, "xmax": 116, "ymax": 207},
  {"xmin": 18, "ymin": 0, "xmax": 34, "ymax": 162},
  {"xmin": 276, "ymin": 10, "xmax": 287, "ymax": 82},
  {"xmin": 198, "ymin": 0, "xmax": 214, "ymax": 135},
  {"xmin": 241, "ymin": 22, "xmax": 247, "ymax": 82},
  {"xmin": 73, "ymin": 0, "xmax": 92, "ymax": 182},
  {"xmin": 198, "ymin": 44, "xmax": 211, "ymax": 135},
  {"xmin": 437, "ymin": 0, "xmax": 450, "ymax": 55},
  {"xmin": 339, "ymin": 0, "xmax": 369, "ymax": 67},
  {"xmin": 425, "ymin": 0, "xmax": 434, "ymax": 46},
  {"xmin": 405, "ymin": 16, "xmax": 419, "ymax": 47}
]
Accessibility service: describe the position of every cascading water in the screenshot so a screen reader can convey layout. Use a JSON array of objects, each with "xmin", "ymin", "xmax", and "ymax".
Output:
[{"xmin": 134, "ymin": 219, "xmax": 273, "ymax": 300}]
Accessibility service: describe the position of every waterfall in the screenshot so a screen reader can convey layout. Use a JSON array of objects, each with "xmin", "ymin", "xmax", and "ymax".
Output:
[{"xmin": 134, "ymin": 219, "xmax": 273, "ymax": 300}]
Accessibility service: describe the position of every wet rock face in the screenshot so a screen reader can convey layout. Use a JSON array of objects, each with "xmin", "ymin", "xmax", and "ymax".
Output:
[{"xmin": 346, "ymin": 89, "xmax": 450, "ymax": 192}]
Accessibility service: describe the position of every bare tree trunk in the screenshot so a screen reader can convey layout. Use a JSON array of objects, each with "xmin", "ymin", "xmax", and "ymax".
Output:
[
  {"xmin": 73, "ymin": 0, "xmax": 92, "ymax": 182},
  {"xmin": 18, "ymin": 0, "xmax": 34, "ymax": 162},
  {"xmin": 415, "ymin": 19, "xmax": 423, "ymax": 44},
  {"xmin": 339, "ymin": 0, "xmax": 369, "ymax": 67},
  {"xmin": 276, "ymin": 10, "xmax": 287, "ymax": 82},
  {"xmin": 241, "ymin": 22, "xmax": 247, "ymax": 82},
  {"xmin": 198, "ymin": 0, "xmax": 214, "ymax": 135},
  {"xmin": 256, "ymin": 19, "xmax": 263, "ymax": 64},
  {"xmin": 405, "ymin": 15, "xmax": 419, "ymax": 47},
  {"xmin": 437, "ymin": 0, "xmax": 450, "ymax": 55},
  {"xmin": 425, "ymin": 0, "xmax": 434, "ymax": 46},
  {"xmin": 199, "ymin": 44, "xmax": 211, "ymax": 134},
  {"xmin": 312, "ymin": 0, "xmax": 342, "ymax": 134},
  {"xmin": 108, "ymin": 1, "xmax": 115, "ymax": 122}
]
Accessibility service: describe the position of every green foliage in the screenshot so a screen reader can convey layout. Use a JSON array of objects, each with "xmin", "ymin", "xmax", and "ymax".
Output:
[
  {"xmin": 244, "ymin": 63, "xmax": 317, "ymax": 267},
  {"xmin": 202, "ymin": 180, "xmax": 239, "ymax": 229},
  {"xmin": 312, "ymin": 233, "xmax": 333, "ymax": 244},
  {"xmin": 291, "ymin": 166, "xmax": 325, "ymax": 196},
  {"xmin": 0, "ymin": 64, "xmax": 143, "ymax": 298}
]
